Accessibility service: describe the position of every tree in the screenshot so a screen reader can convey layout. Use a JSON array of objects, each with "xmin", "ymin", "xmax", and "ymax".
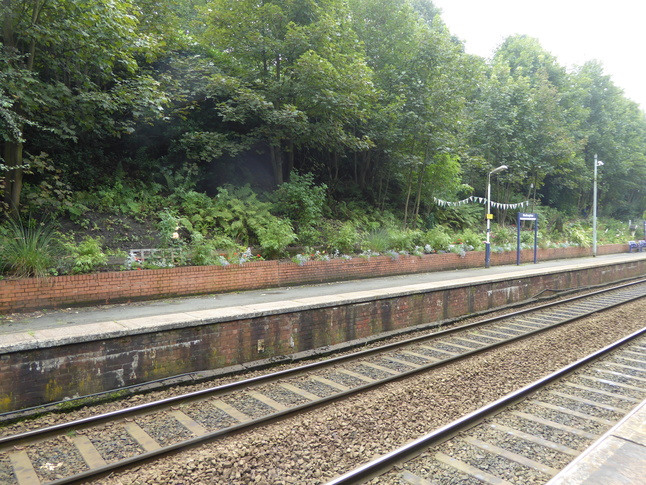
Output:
[
  {"xmin": 203, "ymin": 0, "xmax": 374, "ymax": 186},
  {"xmin": 570, "ymin": 61, "xmax": 646, "ymax": 218},
  {"xmin": 0, "ymin": 0, "xmax": 167, "ymax": 216},
  {"xmin": 348, "ymin": 0, "xmax": 479, "ymax": 223},
  {"xmin": 465, "ymin": 36, "xmax": 581, "ymax": 218}
]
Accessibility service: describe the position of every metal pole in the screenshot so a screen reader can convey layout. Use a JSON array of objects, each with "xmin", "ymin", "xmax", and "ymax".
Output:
[
  {"xmin": 485, "ymin": 165, "xmax": 508, "ymax": 268},
  {"xmin": 485, "ymin": 171, "xmax": 492, "ymax": 268},
  {"xmin": 593, "ymin": 154, "xmax": 598, "ymax": 257}
]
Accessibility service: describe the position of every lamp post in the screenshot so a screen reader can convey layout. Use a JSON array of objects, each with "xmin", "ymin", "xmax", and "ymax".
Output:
[
  {"xmin": 592, "ymin": 154, "xmax": 604, "ymax": 257},
  {"xmin": 485, "ymin": 164, "xmax": 508, "ymax": 268}
]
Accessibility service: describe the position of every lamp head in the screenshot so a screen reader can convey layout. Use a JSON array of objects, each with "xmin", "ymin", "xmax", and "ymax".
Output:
[{"xmin": 490, "ymin": 165, "xmax": 508, "ymax": 175}]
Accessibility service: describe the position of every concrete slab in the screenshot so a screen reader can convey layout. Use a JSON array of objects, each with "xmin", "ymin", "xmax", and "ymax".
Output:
[{"xmin": 547, "ymin": 400, "xmax": 646, "ymax": 485}]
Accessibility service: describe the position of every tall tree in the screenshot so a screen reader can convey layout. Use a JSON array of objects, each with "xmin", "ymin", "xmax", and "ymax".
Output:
[
  {"xmin": 202, "ymin": 0, "xmax": 374, "ymax": 185},
  {"xmin": 466, "ymin": 36, "xmax": 581, "ymax": 216},
  {"xmin": 0, "ymin": 0, "xmax": 166, "ymax": 216}
]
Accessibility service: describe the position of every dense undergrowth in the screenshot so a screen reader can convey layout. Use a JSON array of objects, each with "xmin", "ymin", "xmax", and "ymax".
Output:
[{"xmin": 0, "ymin": 173, "xmax": 642, "ymax": 278}]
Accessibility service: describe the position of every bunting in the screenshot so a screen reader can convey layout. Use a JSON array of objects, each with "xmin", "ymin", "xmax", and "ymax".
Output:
[{"xmin": 433, "ymin": 196, "xmax": 530, "ymax": 210}]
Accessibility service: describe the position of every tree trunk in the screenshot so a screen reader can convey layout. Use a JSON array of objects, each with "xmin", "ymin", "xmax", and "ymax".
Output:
[
  {"xmin": 286, "ymin": 141, "xmax": 294, "ymax": 177},
  {"xmin": 403, "ymin": 163, "xmax": 415, "ymax": 228},
  {"xmin": 3, "ymin": 140, "xmax": 24, "ymax": 218},
  {"xmin": 270, "ymin": 145, "xmax": 284, "ymax": 185},
  {"xmin": 412, "ymin": 162, "xmax": 428, "ymax": 227}
]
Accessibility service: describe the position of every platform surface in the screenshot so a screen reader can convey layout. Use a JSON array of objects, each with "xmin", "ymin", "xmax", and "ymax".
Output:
[
  {"xmin": 1, "ymin": 252, "xmax": 646, "ymax": 354},
  {"xmin": 547, "ymin": 398, "xmax": 646, "ymax": 485}
]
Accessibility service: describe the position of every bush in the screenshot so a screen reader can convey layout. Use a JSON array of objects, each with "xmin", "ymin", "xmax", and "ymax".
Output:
[
  {"xmin": 490, "ymin": 225, "xmax": 516, "ymax": 245},
  {"xmin": 63, "ymin": 236, "xmax": 109, "ymax": 274},
  {"xmin": 272, "ymin": 171, "xmax": 327, "ymax": 245},
  {"xmin": 424, "ymin": 226, "xmax": 453, "ymax": 252},
  {"xmin": 388, "ymin": 229, "xmax": 424, "ymax": 252},
  {"xmin": 454, "ymin": 228, "xmax": 484, "ymax": 250},
  {"xmin": 565, "ymin": 223, "xmax": 592, "ymax": 247},
  {"xmin": 0, "ymin": 217, "xmax": 59, "ymax": 277},
  {"xmin": 157, "ymin": 210, "xmax": 183, "ymax": 248},
  {"xmin": 323, "ymin": 220, "xmax": 360, "ymax": 254},
  {"xmin": 256, "ymin": 218, "xmax": 297, "ymax": 258},
  {"xmin": 188, "ymin": 234, "xmax": 223, "ymax": 266},
  {"xmin": 361, "ymin": 228, "xmax": 391, "ymax": 253}
]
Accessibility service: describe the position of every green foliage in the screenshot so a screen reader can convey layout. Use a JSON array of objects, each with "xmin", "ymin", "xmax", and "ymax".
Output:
[
  {"xmin": 61, "ymin": 236, "xmax": 109, "ymax": 274},
  {"xmin": 431, "ymin": 204, "xmax": 483, "ymax": 231},
  {"xmin": 20, "ymin": 153, "xmax": 75, "ymax": 213},
  {"xmin": 256, "ymin": 218, "xmax": 297, "ymax": 258},
  {"xmin": 157, "ymin": 210, "xmax": 182, "ymax": 248},
  {"xmin": 322, "ymin": 221, "xmax": 360, "ymax": 254},
  {"xmin": 454, "ymin": 228, "xmax": 484, "ymax": 250},
  {"xmin": 0, "ymin": 217, "xmax": 59, "ymax": 278},
  {"xmin": 490, "ymin": 225, "xmax": 516, "ymax": 246},
  {"xmin": 565, "ymin": 222, "xmax": 592, "ymax": 247},
  {"xmin": 272, "ymin": 172, "xmax": 328, "ymax": 245},
  {"xmin": 4, "ymin": 0, "xmax": 646, "ymax": 254},
  {"xmin": 177, "ymin": 186, "xmax": 266, "ymax": 244},
  {"xmin": 361, "ymin": 228, "xmax": 391, "ymax": 253},
  {"xmin": 188, "ymin": 233, "xmax": 228, "ymax": 266},
  {"xmin": 388, "ymin": 229, "xmax": 424, "ymax": 252},
  {"xmin": 423, "ymin": 226, "xmax": 453, "ymax": 252},
  {"xmin": 91, "ymin": 179, "xmax": 164, "ymax": 220},
  {"xmin": 597, "ymin": 218, "xmax": 633, "ymax": 244}
]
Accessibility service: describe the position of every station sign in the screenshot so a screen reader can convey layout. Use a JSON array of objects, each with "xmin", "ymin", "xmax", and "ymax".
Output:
[
  {"xmin": 518, "ymin": 213, "xmax": 538, "ymax": 221},
  {"xmin": 517, "ymin": 212, "xmax": 539, "ymax": 265}
]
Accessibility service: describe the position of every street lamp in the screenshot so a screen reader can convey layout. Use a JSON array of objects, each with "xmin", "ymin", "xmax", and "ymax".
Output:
[
  {"xmin": 485, "ymin": 164, "xmax": 508, "ymax": 268},
  {"xmin": 592, "ymin": 154, "xmax": 604, "ymax": 257}
]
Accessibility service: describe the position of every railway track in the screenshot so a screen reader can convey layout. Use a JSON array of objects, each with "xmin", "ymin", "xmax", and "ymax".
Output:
[
  {"xmin": 1, "ymin": 279, "xmax": 646, "ymax": 485},
  {"xmin": 326, "ymin": 328, "xmax": 646, "ymax": 484}
]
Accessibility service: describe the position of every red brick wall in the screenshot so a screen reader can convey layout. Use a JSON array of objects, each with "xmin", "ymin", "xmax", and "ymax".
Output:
[{"xmin": 0, "ymin": 244, "xmax": 627, "ymax": 313}]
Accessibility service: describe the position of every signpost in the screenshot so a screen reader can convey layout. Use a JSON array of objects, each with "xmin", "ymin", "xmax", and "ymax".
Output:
[{"xmin": 517, "ymin": 213, "xmax": 538, "ymax": 265}]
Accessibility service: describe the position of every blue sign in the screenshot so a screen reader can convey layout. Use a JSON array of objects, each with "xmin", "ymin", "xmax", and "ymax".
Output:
[
  {"xmin": 517, "ymin": 212, "xmax": 539, "ymax": 265},
  {"xmin": 518, "ymin": 213, "xmax": 538, "ymax": 221}
]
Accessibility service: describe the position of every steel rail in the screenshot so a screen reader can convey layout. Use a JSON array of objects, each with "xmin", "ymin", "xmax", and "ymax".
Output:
[{"xmin": 324, "ymin": 326, "xmax": 646, "ymax": 485}]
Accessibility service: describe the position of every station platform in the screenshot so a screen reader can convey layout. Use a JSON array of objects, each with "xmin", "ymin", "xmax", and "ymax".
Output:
[
  {"xmin": 1, "ymin": 252, "xmax": 645, "ymax": 483},
  {"xmin": 547, "ymin": 397, "xmax": 646, "ymax": 485},
  {"xmin": 2, "ymin": 252, "xmax": 646, "ymax": 349},
  {"xmin": 1, "ymin": 251, "xmax": 645, "ymax": 415}
]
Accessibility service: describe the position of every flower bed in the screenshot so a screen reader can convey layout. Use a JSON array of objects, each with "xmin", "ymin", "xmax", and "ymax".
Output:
[{"xmin": 0, "ymin": 244, "xmax": 628, "ymax": 314}]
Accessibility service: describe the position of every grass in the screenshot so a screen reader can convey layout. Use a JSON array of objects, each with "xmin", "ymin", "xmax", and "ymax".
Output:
[{"xmin": 0, "ymin": 217, "xmax": 59, "ymax": 278}]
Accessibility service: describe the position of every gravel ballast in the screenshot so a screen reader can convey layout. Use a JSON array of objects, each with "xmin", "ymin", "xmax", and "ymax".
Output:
[{"xmin": 82, "ymin": 299, "xmax": 646, "ymax": 485}]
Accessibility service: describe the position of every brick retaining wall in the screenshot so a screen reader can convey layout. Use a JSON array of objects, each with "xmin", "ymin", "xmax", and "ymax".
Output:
[{"xmin": 0, "ymin": 244, "xmax": 626, "ymax": 314}]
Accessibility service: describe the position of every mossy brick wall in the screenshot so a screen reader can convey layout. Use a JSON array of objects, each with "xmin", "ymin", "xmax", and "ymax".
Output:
[
  {"xmin": 0, "ymin": 244, "xmax": 626, "ymax": 314},
  {"xmin": 1, "ymin": 252, "xmax": 644, "ymax": 411}
]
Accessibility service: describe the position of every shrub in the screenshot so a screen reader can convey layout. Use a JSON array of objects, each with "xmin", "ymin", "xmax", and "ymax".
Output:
[
  {"xmin": 272, "ymin": 171, "xmax": 327, "ymax": 245},
  {"xmin": 0, "ymin": 217, "xmax": 59, "ymax": 277},
  {"xmin": 454, "ymin": 228, "xmax": 484, "ymax": 250},
  {"xmin": 361, "ymin": 228, "xmax": 391, "ymax": 253},
  {"xmin": 256, "ymin": 218, "xmax": 297, "ymax": 258},
  {"xmin": 157, "ymin": 210, "xmax": 183, "ymax": 248},
  {"xmin": 64, "ymin": 236, "xmax": 109, "ymax": 274},
  {"xmin": 188, "ymin": 234, "xmax": 221, "ymax": 266},
  {"xmin": 490, "ymin": 225, "xmax": 516, "ymax": 245},
  {"xmin": 389, "ymin": 229, "xmax": 424, "ymax": 252},
  {"xmin": 323, "ymin": 220, "xmax": 360, "ymax": 254},
  {"xmin": 424, "ymin": 226, "xmax": 453, "ymax": 252},
  {"xmin": 565, "ymin": 223, "xmax": 592, "ymax": 247}
]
